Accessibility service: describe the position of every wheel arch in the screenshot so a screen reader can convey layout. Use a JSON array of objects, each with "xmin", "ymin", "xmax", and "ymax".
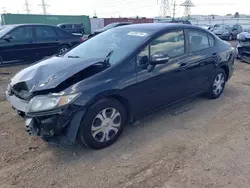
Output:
[{"xmin": 219, "ymin": 64, "xmax": 229, "ymax": 81}]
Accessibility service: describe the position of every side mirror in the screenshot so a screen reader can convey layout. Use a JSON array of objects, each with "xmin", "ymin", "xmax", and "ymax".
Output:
[
  {"xmin": 150, "ymin": 52, "xmax": 169, "ymax": 65},
  {"xmin": 3, "ymin": 35, "xmax": 13, "ymax": 41}
]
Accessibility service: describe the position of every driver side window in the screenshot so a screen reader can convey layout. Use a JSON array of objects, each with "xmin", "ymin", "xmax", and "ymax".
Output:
[
  {"xmin": 137, "ymin": 30, "xmax": 185, "ymax": 67},
  {"xmin": 150, "ymin": 30, "xmax": 185, "ymax": 58}
]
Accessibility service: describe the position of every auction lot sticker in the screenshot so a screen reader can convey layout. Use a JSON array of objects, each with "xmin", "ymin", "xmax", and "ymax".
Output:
[{"xmin": 127, "ymin": 31, "xmax": 148, "ymax": 37}]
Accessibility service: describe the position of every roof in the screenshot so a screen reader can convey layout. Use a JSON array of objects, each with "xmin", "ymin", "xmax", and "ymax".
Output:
[
  {"xmin": 118, "ymin": 23, "xmax": 204, "ymax": 32},
  {"xmin": 3, "ymin": 23, "xmax": 57, "ymax": 27}
]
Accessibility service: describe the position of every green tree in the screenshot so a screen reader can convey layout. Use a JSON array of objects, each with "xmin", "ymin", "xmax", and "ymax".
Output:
[{"xmin": 234, "ymin": 12, "xmax": 240, "ymax": 18}]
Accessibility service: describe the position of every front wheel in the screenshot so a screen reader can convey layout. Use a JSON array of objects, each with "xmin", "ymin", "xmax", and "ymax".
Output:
[
  {"xmin": 206, "ymin": 69, "xmax": 226, "ymax": 99},
  {"xmin": 78, "ymin": 98, "xmax": 126, "ymax": 149}
]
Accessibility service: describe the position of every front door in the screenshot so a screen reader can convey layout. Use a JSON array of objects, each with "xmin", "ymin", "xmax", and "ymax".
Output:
[
  {"xmin": 133, "ymin": 29, "xmax": 189, "ymax": 117},
  {"xmin": 0, "ymin": 26, "xmax": 35, "ymax": 64}
]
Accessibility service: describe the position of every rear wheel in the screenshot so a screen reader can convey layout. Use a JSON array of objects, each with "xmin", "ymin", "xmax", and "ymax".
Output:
[
  {"xmin": 58, "ymin": 45, "xmax": 69, "ymax": 54},
  {"xmin": 206, "ymin": 68, "xmax": 226, "ymax": 99},
  {"xmin": 79, "ymin": 98, "xmax": 126, "ymax": 149}
]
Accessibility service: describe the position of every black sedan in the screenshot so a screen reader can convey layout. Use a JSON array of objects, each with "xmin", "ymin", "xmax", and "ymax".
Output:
[
  {"xmin": 0, "ymin": 24, "xmax": 83, "ymax": 65},
  {"xmin": 6, "ymin": 23, "xmax": 235, "ymax": 149}
]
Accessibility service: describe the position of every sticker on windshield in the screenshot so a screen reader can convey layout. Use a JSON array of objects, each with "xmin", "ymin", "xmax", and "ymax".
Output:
[{"xmin": 127, "ymin": 31, "xmax": 148, "ymax": 37}]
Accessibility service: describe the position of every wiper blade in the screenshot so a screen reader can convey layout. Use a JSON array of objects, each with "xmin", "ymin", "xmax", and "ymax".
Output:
[{"xmin": 103, "ymin": 50, "xmax": 114, "ymax": 65}]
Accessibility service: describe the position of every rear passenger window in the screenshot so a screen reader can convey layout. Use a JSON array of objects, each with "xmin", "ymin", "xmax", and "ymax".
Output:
[
  {"xmin": 36, "ymin": 26, "xmax": 57, "ymax": 39},
  {"xmin": 208, "ymin": 35, "xmax": 215, "ymax": 47},
  {"xmin": 188, "ymin": 30, "xmax": 209, "ymax": 52}
]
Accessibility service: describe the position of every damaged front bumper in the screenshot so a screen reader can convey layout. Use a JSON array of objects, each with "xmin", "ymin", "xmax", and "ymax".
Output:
[
  {"xmin": 6, "ymin": 91, "xmax": 85, "ymax": 145},
  {"xmin": 236, "ymin": 42, "xmax": 250, "ymax": 63}
]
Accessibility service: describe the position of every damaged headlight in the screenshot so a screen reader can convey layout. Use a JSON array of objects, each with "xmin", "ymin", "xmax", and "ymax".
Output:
[{"xmin": 27, "ymin": 93, "xmax": 81, "ymax": 112}]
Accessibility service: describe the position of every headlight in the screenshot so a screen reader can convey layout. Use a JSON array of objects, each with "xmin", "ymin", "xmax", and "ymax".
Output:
[
  {"xmin": 27, "ymin": 93, "xmax": 81, "ymax": 112},
  {"xmin": 237, "ymin": 34, "xmax": 240, "ymax": 40}
]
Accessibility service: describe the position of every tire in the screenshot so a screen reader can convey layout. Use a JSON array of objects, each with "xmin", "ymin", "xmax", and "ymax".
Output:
[
  {"xmin": 228, "ymin": 34, "xmax": 233, "ymax": 41},
  {"xmin": 78, "ymin": 98, "xmax": 126, "ymax": 149},
  {"xmin": 58, "ymin": 45, "xmax": 69, "ymax": 54},
  {"xmin": 206, "ymin": 68, "xmax": 226, "ymax": 99}
]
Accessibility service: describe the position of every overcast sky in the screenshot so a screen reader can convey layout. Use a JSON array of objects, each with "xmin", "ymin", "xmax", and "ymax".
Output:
[{"xmin": 1, "ymin": 0, "xmax": 250, "ymax": 18}]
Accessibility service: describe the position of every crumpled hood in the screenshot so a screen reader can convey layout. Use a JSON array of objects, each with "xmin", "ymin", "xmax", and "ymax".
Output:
[{"xmin": 10, "ymin": 56, "xmax": 105, "ymax": 93}]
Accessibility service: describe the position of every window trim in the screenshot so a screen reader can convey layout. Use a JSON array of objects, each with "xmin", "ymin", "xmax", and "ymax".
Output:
[
  {"xmin": 208, "ymin": 34, "xmax": 215, "ymax": 47},
  {"xmin": 186, "ymin": 28, "xmax": 211, "ymax": 53}
]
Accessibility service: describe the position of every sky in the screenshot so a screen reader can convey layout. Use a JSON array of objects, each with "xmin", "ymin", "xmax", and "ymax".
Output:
[{"xmin": 0, "ymin": 0, "xmax": 250, "ymax": 18}]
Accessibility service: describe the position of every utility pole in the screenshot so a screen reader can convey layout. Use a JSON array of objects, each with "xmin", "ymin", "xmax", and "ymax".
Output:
[
  {"xmin": 39, "ymin": 0, "xmax": 49, "ymax": 15},
  {"xmin": 158, "ymin": 0, "xmax": 171, "ymax": 18},
  {"xmin": 180, "ymin": 0, "xmax": 195, "ymax": 19},
  {"xmin": 24, "ymin": 0, "xmax": 31, "ymax": 14},
  {"xmin": 172, "ymin": 1, "xmax": 177, "ymax": 19},
  {"xmin": 2, "ymin": 7, "xmax": 6, "ymax": 14}
]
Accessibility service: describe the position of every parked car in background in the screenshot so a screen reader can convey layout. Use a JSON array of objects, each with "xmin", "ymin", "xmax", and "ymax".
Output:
[
  {"xmin": 199, "ymin": 25, "xmax": 212, "ymax": 30},
  {"xmin": 236, "ymin": 28, "xmax": 250, "ymax": 62},
  {"xmin": 57, "ymin": 23, "xmax": 85, "ymax": 35},
  {"xmin": 0, "ymin": 24, "xmax": 83, "ymax": 65},
  {"xmin": 209, "ymin": 24, "xmax": 221, "ymax": 32},
  {"xmin": 6, "ymin": 23, "xmax": 235, "ymax": 149},
  {"xmin": 212, "ymin": 24, "xmax": 243, "ymax": 40},
  {"xmin": 88, "ymin": 22, "xmax": 132, "ymax": 38},
  {"xmin": 169, "ymin": 19, "xmax": 191, "ymax": 24},
  {"xmin": 158, "ymin": 19, "xmax": 191, "ymax": 24}
]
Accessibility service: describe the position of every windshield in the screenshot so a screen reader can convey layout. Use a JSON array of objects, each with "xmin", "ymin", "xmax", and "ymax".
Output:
[
  {"xmin": 64, "ymin": 28, "xmax": 150, "ymax": 65},
  {"xmin": 103, "ymin": 23, "xmax": 118, "ymax": 30},
  {"xmin": 0, "ymin": 26, "xmax": 14, "ymax": 38}
]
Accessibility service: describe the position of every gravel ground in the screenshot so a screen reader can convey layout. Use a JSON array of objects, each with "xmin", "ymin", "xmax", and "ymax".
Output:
[{"xmin": 2, "ymin": 42, "xmax": 250, "ymax": 188}]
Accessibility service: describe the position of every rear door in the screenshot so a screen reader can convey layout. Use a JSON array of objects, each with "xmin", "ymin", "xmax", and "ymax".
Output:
[
  {"xmin": 182, "ymin": 29, "xmax": 215, "ymax": 96},
  {"xmin": 34, "ymin": 25, "xmax": 60, "ymax": 58},
  {"xmin": 0, "ymin": 26, "xmax": 35, "ymax": 64}
]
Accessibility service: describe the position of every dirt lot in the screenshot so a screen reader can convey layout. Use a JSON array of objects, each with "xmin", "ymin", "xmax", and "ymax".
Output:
[{"xmin": 1, "ymin": 58, "xmax": 250, "ymax": 187}]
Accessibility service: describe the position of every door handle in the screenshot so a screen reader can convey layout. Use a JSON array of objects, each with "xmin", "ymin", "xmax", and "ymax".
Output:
[
  {"xmin": 178, "ymin": 63, "xmax": 188, "ymax": 71},
  {"xmin": 179, "ymin": 63, "xmax": 187, "ymax": 67}
]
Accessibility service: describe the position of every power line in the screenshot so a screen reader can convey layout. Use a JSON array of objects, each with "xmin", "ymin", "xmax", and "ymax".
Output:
[
  {"xmin": 159, "ymin": 0, "xmax": 171, "ymax": 17},
  {"xmin": 180, "ymin": 0, "xmax": 195, "ymax": 18},
  {"xmin": 24, "ymin": 0, "xmax": 31, "ymax": 14}
]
